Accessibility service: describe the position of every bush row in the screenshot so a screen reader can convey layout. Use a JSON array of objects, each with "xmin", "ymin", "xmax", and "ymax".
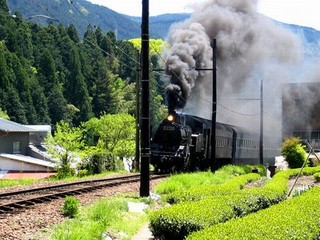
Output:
[
  {"xmin": 149, "ymin": 190, "xmax": 286, "ymax": 240},
  {"xmin": 149, "ymin": 166, "xmax": 320, "ymax": 240},
  {"xmin": 155, "ymin": 164, "xmax": 262, "ymax": 196},
  {"xmin": 165, "ymin": 173, "xmax": 261, "ymax": 204},
  {"xmin": 149, "ymin": 173, "xmax": 284, "ymax": 240},
  {"xmin": 187, "ymin": 186, "xmax": 320, "ymax": 239}
]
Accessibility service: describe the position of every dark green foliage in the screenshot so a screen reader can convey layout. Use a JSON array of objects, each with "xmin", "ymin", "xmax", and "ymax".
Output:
[
  {"xmin": 0, "ymin": 42, "xmax": 10, "ymax": 88},
  {"xmin": 0, "ymin": 0, "xmax": 9, "ymax": 13},
  {"xmin": 188, "ymin": 183, "xmax": 320, "ymax": 240},
  {"xmin": 55, "ymin": 162, "xmax": 75, "ymax": 179},
  {"xmin": 0, "ymin": 4, "xmax": 167, "ymax": 127},
  {"xmin": 47, "ymin": 85, "xmax": 67, "ymax": 125},
  {"xmin": 81, "ymin": 153, "xmax": 106, "ymax": 175},
  {"xmin": 281, "ymin": 137, "xmax": 307, "ymax": 168},
  {"xmin": 62, "ymin": 196, "xmax": 79, "ymax": 218}
]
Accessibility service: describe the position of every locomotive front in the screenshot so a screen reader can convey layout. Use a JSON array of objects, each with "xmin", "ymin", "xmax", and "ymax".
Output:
[{"xmin": 151, "ymin": 113, "xmax": 192, "ymax": 173}]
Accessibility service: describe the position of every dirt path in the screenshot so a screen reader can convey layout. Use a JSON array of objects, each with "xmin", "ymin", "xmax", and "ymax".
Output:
[{"xmin": 131, "ymin": 224, "xmax": 153, "ymax": 240}]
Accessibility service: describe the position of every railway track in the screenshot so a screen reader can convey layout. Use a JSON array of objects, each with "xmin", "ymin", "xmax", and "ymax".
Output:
[{"xmin": 0, "ymin": 174, "xmax": 165, "ymax": 215}]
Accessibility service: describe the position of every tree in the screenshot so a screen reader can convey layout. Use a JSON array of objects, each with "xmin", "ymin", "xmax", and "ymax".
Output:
[
  {"xmin": 4, "ymin": 86, "xmax": 27, "ymax": 124},
  {"xmin": 46, "ymin": 121, "xmax": 84, "ymax": 178},
  {"xmin": 67, "ymin": 24, "xmax": 79, "ymax": 44},
  {"xmin": 117, "ymin": 40, "xmax": 139, "ymax": 83},
  {"xmin": 129, "ymin": 38, "xmax": 167, "ymax": 57},
  {"xmin": 64, "ymin": 43, "xmax": 93, "ymax": 124},
  {"xmin": 0, "ymin": 40, "xmax": 9, "ymax": 88},
  {"xmin": 0, "ymin": 107, "xmax": 9, "ymax": 119},
  {"xmin": 83, "ymin": 113, "xmax": 136, "ymax": 170},
  {"xmin": 127, "ymin": 38, "xmax": 168, "ymax": 129},
  {"xmin": 47, "ymin": 84, "xmax": 67, "ymax": 125},
  {"xmin": 0, "ymin": 0, "xmax": 9, "ymax": 13},
  {"xmin": 111, "ymin": 78, "xmax": 136, "ymax": 115},
  {"xmin": 281, "ymin": 137, "xmax": 307, "ymax": 168}
]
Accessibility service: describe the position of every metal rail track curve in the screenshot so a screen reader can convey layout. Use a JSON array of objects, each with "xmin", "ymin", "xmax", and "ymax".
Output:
[{"xmin": 0, "ymin": 174, "xmax": 165, "ymax": 215}]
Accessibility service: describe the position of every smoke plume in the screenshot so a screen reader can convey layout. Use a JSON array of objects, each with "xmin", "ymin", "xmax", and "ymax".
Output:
[
  {"xmin": 164, "ymin": 22, "xmax": 212, "ymax": 110},
  {"xmin": 162, "ymin": 0, "xmax": 304, "ymax": 137}
]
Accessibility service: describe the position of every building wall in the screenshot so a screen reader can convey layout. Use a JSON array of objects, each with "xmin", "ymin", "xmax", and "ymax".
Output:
[
  {"xmin": 0, "ymin": 132, "xmax": 29, "ymax": 155},
  {"xmin": 0, "ymin": 156, "xmax": 50, "ymax": 171}
]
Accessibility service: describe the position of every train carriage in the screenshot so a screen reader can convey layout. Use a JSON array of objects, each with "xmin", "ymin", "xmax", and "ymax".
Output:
[{"xmin": 150, "ymin": 111, "xmax": 277, "ymax": 172}]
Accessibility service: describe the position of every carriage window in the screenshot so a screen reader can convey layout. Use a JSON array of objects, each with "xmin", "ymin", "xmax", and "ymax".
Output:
[
  {"xmin": 311, "ymin": 131, "xmax": 319, "ymax": 140},
  {"xmin": 13, "ymin": 141, "xmax": 21, "ymax": 153}
]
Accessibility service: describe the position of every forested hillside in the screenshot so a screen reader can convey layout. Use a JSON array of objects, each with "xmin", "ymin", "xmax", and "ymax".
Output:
[
  {"xmin": 0, "ymin": 1, "xmax": 167, "ymax": 127},
  {"xmin": 7, "ymin": 0, "xmax": 190, "ymax": 40}
]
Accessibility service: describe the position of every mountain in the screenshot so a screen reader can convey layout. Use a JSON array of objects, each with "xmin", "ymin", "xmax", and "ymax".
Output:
[
  {"xmin": 7, "ymin": 0, "xmax": 320, "ymax": 57},
  {"xmin": 282, "ymin": 23, "xmax": 320, "ymax": 57},
  {"xmin": 7, "ymin": 0, "xmax": 189, "ymax": 40},
  {"xmin": 130, "ymin": 13, "xmax": 191, "ymax": 39},
  {"xmin": 8, "ymin": 0, "xmax": 140, "ymax": 39}
]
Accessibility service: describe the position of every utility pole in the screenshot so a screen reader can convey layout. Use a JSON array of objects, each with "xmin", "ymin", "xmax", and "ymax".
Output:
[
  {"xmin": 135, "ymin": 52, "xmax": 140, "ymax": 172},
  {"xmin": 259, "ymin": 78, "xmax": 264, "ymax": 165},
  {"xmin": 211, "ymin": 39, "xmax": 217, "ymax": 172},
  {"xmin": 140, "ymin": 0, "xmax": 150, "ymax": 197}
]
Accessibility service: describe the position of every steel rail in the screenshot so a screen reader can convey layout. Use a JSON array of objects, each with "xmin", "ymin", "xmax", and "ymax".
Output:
[{"xmin": 0, "ymin": 174, "xmax": 165, "ymax": 215}]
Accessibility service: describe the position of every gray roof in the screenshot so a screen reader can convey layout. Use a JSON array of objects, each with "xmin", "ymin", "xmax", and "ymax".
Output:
[
  {"xmin": 0, "ymin": 118, "xmax": 36, "ymax": 132},
  {"xmin": 0, "ymin": 153, "xmax": 56, "ymax": 168}
]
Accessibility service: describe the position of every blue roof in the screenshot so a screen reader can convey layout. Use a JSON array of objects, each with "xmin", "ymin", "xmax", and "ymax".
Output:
[{"xmin": 0, "ymin": 118, "xmax": 36, "ymax": 132}]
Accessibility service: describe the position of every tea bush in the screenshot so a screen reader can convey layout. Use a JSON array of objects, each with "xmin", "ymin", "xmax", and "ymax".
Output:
[
  {"xmin": 165, "ymin": 173, "xmax": 261, "ymax": 204},
  {"xmin": 150, "ymin": 166, "xmax": 320, "ymax": 240},
  {"xmin": 187, "ymin": 186, "xmax": 320, "ymax": 239},
  {"xmin": 281, "ymin": 137, "xmax": 306, "ymax": 168},
  {"xmin": 314, "ymin": 172, "xmax": 320, "ymax": 182},
  {"xmin": 62, "ymin": 196, "xmax": 79, "ymax": 218}
]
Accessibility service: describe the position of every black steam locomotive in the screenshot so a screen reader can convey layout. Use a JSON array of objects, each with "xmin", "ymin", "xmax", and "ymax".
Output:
[{"xmin": 150, "ymin": 111, "xmax": 277, "ymax": 173}]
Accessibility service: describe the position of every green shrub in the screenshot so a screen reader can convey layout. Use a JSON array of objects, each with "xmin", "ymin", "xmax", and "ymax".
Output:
[
  {"xmin": 87, "ymin": 198, "xmax": 128, "ymax": 227},
  {"xmin": 150, "ymin": 167, "xmax": 320, "ymax": 240},
  {"xmin": 77, "ymin": 169, "xmax": 89, "ymax": 177},
  {"xmin": 187, "ymin": 186, "xmax": 320, "ymax": 240},
  {"xmin": 52, "ymin": 197, "xmax": 144, "ymax": 240},
  {"xmin": 149, "ymin": 189, "xmax": 285, "ymax": 240},
  {"xmin": 155, "ymin": 165, "xmax": 261, "ymax": 196},
  {"xmin": 149, "ymin": 172, "xmax": 288, "ymax": 240},
  {"xmin": 314, "ymin": 172, "xmax": 320, "ymax": 182},
  {"xmin": 165, "ymin": 173, "xmax": 261, "ymax": 204},
  {"xmin": 281, "ymin": 137, "xmax": 306, "ymax": 168},
  {"xmin": 56, "ymin": 163, "xmax": 76, "ymax": 179},
  {"xmin": 62, "ymin": 196, "xmax": 79, "ymax": 218}
]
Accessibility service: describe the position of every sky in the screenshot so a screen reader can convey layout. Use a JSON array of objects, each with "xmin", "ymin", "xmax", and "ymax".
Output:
[{"xmin": 87, "ymin": 0, "xmax": 320, "ymax": 30}]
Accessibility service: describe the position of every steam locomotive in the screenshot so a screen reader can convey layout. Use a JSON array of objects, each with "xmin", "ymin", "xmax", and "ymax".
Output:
[{"xmin": 150, "ymin": 111, "xmax": 277, "ymax": 173}]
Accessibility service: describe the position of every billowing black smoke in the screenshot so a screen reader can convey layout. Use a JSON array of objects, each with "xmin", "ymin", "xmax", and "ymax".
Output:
[
  {"xmin": 164, "ymin": 22, "xmax": 212, "ymax": 111},
  {"xmin": 163, "ymin": 0, "xmax": 302, "ymax": 122}
]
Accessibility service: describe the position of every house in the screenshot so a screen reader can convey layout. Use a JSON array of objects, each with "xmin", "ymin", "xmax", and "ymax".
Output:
[{"xmin": 0, "ymin": 118, "xmax": 55, "ymax": 172}]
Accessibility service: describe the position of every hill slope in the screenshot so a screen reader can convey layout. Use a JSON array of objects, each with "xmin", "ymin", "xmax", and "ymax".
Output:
[
  {"xmin": 7, "ymin": 0, "xmax": 320, "ymax": 57},
  {"xmin": 8, "ymin": 0, "xmax": 140, "ymax": 39}
]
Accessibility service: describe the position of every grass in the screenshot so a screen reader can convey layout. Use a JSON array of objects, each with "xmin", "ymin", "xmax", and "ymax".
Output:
[
  {"xmin": 0, "ymin": 178, "xmax": 40, "ymax": 188},
  {"xmin": 155, "ymin": 164, "xmax": 261, "ymax": 195},
  {"xmin": 45, "ymin": 196, "xmax": 149, "ymax": 240},
  {"xmin": 0, "ymin": 171, "xmax": 125, "ymax": 189}
]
